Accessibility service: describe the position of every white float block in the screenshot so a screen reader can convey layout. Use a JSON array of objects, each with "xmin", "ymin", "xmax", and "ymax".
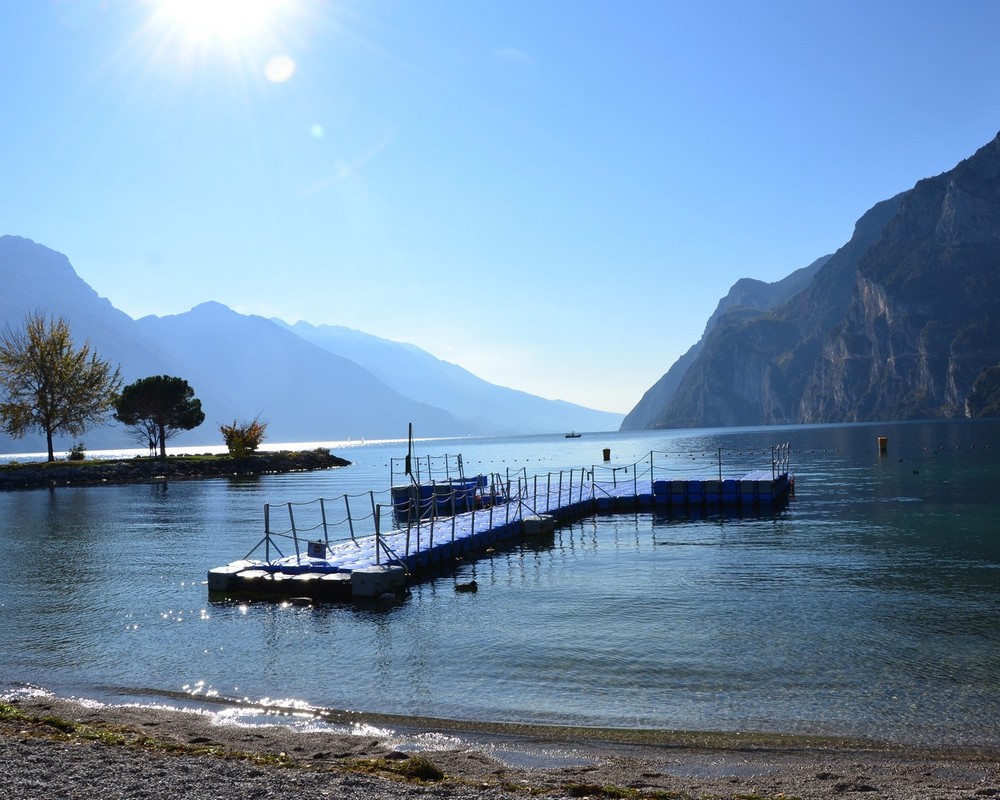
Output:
[
  {"xmin": 350, "ymin": 565, "xmax": 407, "ymax": 598},
  {"xmin": 207, "ymin": 564, "xmax": 246, "ymax": 591},
  {"xmin": 522, "ymin": 514, "xmax": 555, "ymax": 535}
]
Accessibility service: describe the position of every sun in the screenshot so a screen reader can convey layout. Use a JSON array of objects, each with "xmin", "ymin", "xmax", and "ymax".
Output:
[{"xmin": 148, "ymin": 0, "xmax": 295, "ymax": 57}]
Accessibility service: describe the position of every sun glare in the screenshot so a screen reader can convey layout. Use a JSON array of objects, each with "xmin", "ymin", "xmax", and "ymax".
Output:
[
  {"xmin": 158, "ymin": 0, "xmax": 278, "ymax": 41},
  {"xmin": 149, "ymin": 0, "xmax": 296, "ymax": 57}
]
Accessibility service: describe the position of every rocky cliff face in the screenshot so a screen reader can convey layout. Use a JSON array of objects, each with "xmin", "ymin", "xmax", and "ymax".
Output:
[
  {"xmin": 620, "ymin": 255, "xmax": 829, "ymax": 430},
  {"xmin": 632, "ymin": 131, "xmax": 1000, "ymax": 428}
]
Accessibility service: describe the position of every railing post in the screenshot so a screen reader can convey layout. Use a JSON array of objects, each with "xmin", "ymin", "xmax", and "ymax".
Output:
[
  {"xmin": 319, "ymin": 498, "xmax": 329, "ymax": 545},
  {"xmin": 375, "ymin": 503, "xmax": 381, "ymax": 565},
  {"xmin": 344, "ymin": 495, "xmax": 355, "ymax": 541},
  {"xmin": 488, "ymin": 478, "xmax": 494, "ymax": 530},
  {"xmin": 264, "ymin": 503, "xmax": 271, "ymax": 562},
  {"xmin": 505, "ymin": 479, "xmax": 511, "ymax": 527},
  {"xmin": 287, "ymin": 502, "xmax": 300, "ymax": 561}
]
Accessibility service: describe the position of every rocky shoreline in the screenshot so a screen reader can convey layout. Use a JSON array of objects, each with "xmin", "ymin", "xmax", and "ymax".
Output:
[
  {"xmin": 0, "ymin": 449, "xmax": 350, "ymax": 490},
  {"xmin": 2, "ymin": 694, "xmax": 999, "ymax": 799}
]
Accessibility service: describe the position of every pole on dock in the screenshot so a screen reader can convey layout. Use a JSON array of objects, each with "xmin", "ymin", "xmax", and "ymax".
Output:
[
  {"xmin": 319, "ymin": 498, "xmax": 329, "ymax": 545},
  {"xmin": 287, "ymin": 502, "xmax": 300, "ymax": 561},
  {"xmin": 878, "ymin": 436, "xmax": 888, "ymax": 455},
  {"xmin": 344, "ymin": 495, "xmax": 355, "ymax": 541},
  {"xmin": 264, "ymin": 503, "xmax": 271, "ymax": 562}
]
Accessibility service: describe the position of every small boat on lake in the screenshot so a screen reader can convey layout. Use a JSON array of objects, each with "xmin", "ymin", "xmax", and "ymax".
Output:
[{"xmin": 565, "ymin": 431, "xmax": 582, "ymax": 438}]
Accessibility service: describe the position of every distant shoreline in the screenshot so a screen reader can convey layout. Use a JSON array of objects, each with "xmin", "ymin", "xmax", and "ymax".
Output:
[{"xmin": 0, "ymin": 449, "xmax": 350, "ymax": 490}]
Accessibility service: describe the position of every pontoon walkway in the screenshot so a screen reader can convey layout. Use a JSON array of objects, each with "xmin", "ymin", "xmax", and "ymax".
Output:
[{"xmin": 207, "ymin": 446, "xmax": 793, "ymax": 602}]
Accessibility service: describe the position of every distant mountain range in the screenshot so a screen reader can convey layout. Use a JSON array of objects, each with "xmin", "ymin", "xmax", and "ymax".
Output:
[
  {"xmin": 623, "ymin": 131, "xmax": 1000, "ymax": 429},
  {"xmin": 0, "ymin": 236, "xmax": 622, "ymax": 454}
]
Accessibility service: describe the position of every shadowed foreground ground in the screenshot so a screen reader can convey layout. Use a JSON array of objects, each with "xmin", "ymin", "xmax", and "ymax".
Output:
[{"xmin": 2, "ymin": 694, "xmax": 999, "ymax": 799}]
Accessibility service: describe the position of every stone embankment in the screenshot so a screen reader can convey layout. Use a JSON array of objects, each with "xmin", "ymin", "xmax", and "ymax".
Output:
[{"xmin": 0, "ymin": 449, "xmax": 350, "ymax": 490}]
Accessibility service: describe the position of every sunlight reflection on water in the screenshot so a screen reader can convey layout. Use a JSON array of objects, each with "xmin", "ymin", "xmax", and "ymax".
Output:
[{"xmin": 2, "ymin": 422, "xmax": 1000, "ymax": 746}]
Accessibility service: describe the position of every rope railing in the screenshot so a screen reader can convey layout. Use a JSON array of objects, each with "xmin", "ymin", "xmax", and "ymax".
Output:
[
  {"xmin": 245, "ymin": 446, "xmax": 792, "ymax": 567},
  {"xmin": 389, "ymin": 452, "xmax": 464, "ymax": 487}
]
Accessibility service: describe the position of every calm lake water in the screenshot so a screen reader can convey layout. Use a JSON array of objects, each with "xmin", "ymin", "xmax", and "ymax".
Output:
[{"xmin": 2, "ymin": 420, "xmax": 1000, "ymax": 747}]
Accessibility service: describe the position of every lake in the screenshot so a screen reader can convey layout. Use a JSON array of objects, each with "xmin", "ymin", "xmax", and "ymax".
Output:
[{"xmin": 2, "ymin": 419, "xmax": 999, "ymax": 748}]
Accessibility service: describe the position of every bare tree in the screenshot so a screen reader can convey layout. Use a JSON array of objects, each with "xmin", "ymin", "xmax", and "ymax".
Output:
[{"xmin": 0, "ymin": 311, "xmax": 122, "ymax": 461}]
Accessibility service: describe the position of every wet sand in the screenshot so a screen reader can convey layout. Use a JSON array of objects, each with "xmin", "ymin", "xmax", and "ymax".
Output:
[{"xmin": 2, "ymin": 693, "xmax": 999, "ymax": 799}]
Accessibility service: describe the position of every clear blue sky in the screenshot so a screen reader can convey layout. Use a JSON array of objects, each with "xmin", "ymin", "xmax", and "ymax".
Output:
[{"xmin": 3, "ymin": 0, "xmax": 999, "ymax": 414}]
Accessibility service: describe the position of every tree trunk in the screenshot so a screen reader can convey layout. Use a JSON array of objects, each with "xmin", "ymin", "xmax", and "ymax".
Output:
[
  {"xmin": 158, "ymin": 424, "xmax": 167, "ymax": 458},
  {"xmin": 46, "ymin": 428, "xmax": 54, "ymax": 462}
]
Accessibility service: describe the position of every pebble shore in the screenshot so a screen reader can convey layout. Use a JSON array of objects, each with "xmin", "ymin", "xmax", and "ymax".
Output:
[{"xmin": 3, "ymin": 694, "xmax": 999, "ymax": 799}]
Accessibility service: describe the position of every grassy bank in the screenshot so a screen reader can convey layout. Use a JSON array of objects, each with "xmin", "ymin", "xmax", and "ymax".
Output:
[{"xmin": 0, "ymin": 448, "xmax": 350, "ymax": 489}]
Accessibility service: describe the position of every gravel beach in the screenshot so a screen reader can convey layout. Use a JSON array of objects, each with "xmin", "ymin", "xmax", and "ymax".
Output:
[{"xmin": 2, "ymin": 694, "xmax": 999, "ymax": 799}]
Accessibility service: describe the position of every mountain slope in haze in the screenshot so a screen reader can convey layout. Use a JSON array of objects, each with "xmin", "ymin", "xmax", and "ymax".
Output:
[
  {"xmin": 0, "ymin": 235, "xmax": 181, "ymax": 381},
  {"xmin": 0, "ymin": 236, "xmax": 619, "ymax": 454},
  {"xmin": 0, "ymin": 235, "xmax": 216, "ymax": 452},
  {"xmin": 634, "ymin": 130, "xmax": 1000, "ymax": 428},
  {"xmin": 275, "ymin": 319, "xmax": 624, "ymax": 434},
  {"xmin": 135, "ymin": 303, "xmax": 462, "ymax": 442},
  {"xmin": 620, "ymin": 255, "xmax": 829, "ymax": 430}
]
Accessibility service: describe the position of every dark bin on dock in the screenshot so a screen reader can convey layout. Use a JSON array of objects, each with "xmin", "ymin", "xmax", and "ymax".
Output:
[
  {"xmin": 450, "ymin": 479, "xmax": 477, "ymax": 514},
  {"xmin": 688, "ymin": 480, "xmax": 703, "ymax": 503},
  {"xmin": 722, "ymin": 479, "xmax": 738, "ymax": 503},
  {"xmin": 434, "ymin": 483, "xmax": 457, "ymax": 516},
  {"xmin": 653, "ymin": 480, "xmax": 670, "ymax": 497},
  {"xmin": 670, "ymin": 480, "xmax": 688, "ymax": 504}
]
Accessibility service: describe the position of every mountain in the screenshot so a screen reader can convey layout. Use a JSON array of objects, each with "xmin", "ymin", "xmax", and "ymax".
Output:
[
  {"xmin": 0, "ymin": 235, "xmax": 200, "ymax": 451},
  {"xmin": 0, "ymin": 236, "xmax": 621, "ymax": 454},
  {"xmin": 135, "ymin": 303, "xmax": 462, "ymax": 442},
  {"xmin": 629, "ymin": 131, "xmax": 1000, "ymax": 428},
  {"xmin": 275, "ymin": 319, "xmax": 622, "ymax": 435},
  {"xmin": 0, "ymin": 235, "xmax": 182, "ymax": 382},
  {"xmin": 620, "ymin": 254, "xmax": 829, "ymax": 430}
]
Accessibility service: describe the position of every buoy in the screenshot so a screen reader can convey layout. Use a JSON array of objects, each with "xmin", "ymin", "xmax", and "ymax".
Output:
[
  {"xmin": 878, "ymin": 436, "xmax": 888, "ymax": 454},
  {"xmin": 603, "ymin": 448, "xmax": 611, "ymax": 461}
]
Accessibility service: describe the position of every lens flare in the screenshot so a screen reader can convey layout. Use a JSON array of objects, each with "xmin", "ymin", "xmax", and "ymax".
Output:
[{"xmin": 264, "ymin": 54, "xmax": 296, "ymax": 83}]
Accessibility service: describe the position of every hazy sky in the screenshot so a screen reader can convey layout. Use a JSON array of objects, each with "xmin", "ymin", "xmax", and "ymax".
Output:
[{"xmin": 3, "ymin": 1, "xmax": 999, "ymax": 414}]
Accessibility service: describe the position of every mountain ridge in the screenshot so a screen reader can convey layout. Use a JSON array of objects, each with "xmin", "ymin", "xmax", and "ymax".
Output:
[
  {"xmin": 0, "ymin": 236, "xmax": 622, "ymax": 454},
  {"xmin": 628, "ymin": 131, "xmax": 1000, "ymax": 428}
]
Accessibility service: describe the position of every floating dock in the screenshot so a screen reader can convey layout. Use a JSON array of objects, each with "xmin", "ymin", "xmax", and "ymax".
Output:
[{"xmin": 207, "ymin": 445, "xmax": 793, "ymax": 602}]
